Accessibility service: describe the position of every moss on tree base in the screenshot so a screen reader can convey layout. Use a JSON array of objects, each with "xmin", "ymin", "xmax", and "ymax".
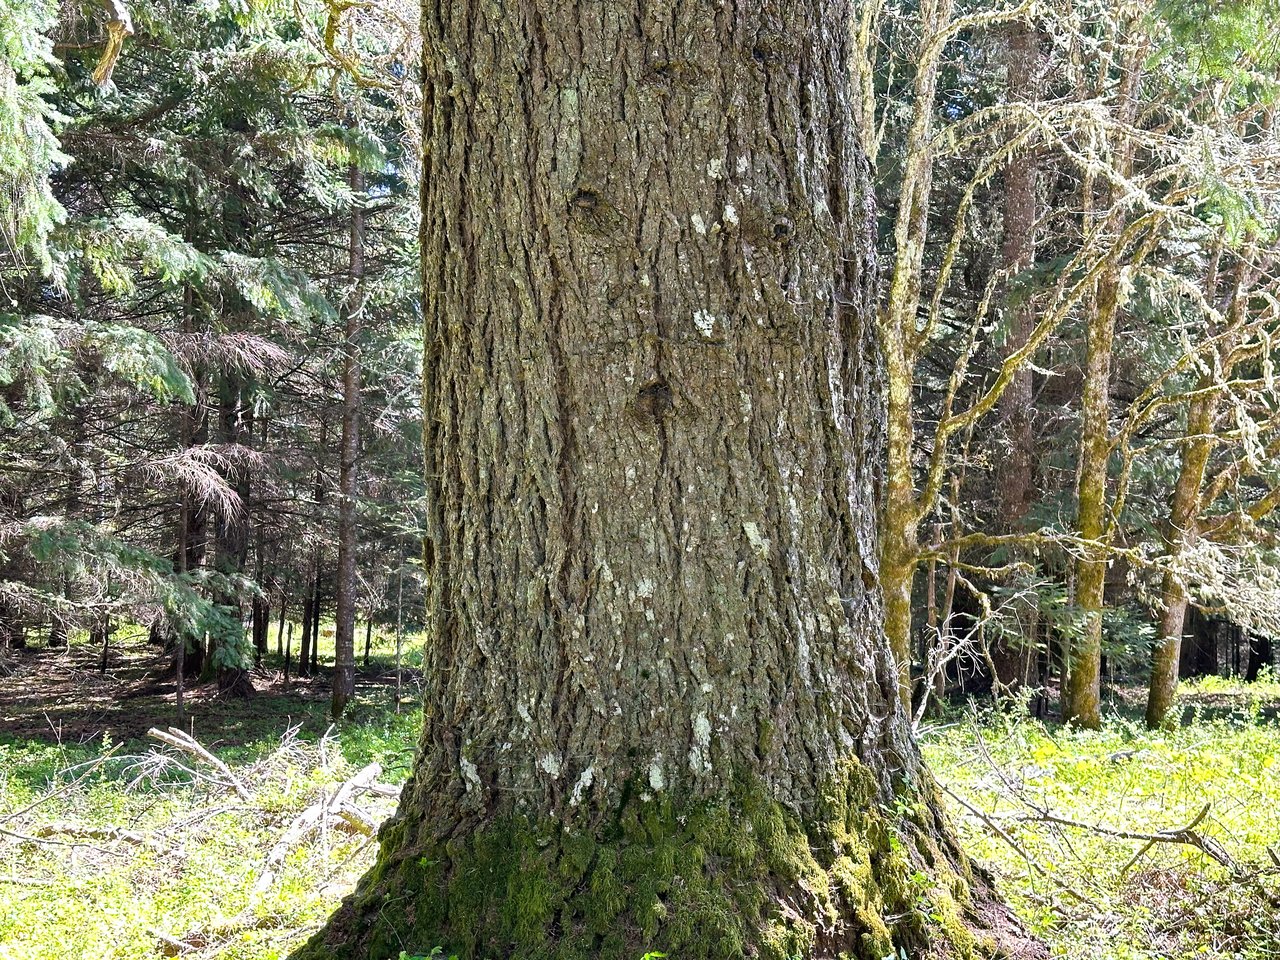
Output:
[{"xmin": 291, "ymin": 761, "xmax": 1030, "ymax": 960}]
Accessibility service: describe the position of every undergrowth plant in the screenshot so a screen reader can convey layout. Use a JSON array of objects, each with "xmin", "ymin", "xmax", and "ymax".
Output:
[
  {"xmin": 924, "ymin": 696, "xmax": 1280, "ymax": 960},
  {"xmin": 2, "ymin": 689, "xmax": 1278, "ymax": 960}
]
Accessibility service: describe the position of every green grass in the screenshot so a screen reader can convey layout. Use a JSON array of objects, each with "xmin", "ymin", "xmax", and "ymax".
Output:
[
  {"xmin": 924, "ymin": 681, "xmax": 1280, "ymax": 960},
  {"xmin": 1, "ymin": 680, "xmax": 1277, "ymax": 960},
  {"xmin": 259, "ymin": 618, "xmax": 426, "ymax": 674},
  {"xmin": 0, "ymin": 693, "xmax": 422, "ymax": 960}
]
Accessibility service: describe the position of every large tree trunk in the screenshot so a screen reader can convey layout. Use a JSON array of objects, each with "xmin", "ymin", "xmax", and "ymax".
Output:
[
  {"xmin": 332, "ymin": 162, "xmax": 366, "ymax": 719},
  {"xmin": 295, "ymin": 0, "xmax": 1036, "ymax": 956}
]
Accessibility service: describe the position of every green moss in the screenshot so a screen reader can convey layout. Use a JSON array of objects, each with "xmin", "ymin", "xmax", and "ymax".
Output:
[{"xmin": 291, "ymin": 762, "xmax": 995, "ymax": 960}]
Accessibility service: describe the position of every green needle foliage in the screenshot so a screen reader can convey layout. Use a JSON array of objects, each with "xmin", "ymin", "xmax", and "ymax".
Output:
[
  {"xmin": 1, "ymin": 0, "xmax": 422, "ymax": 674},
  {"xmin": 0, "ymin": 0, "xmax": 66, "ymax": 274}
]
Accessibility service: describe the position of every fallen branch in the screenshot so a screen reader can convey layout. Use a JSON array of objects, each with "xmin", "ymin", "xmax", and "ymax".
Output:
[
  {"xmin": 939, "ymin": 782, "xmax": 1100, "ymax": 909},
  {"xmin": 966, "ymin": 723, "xmax": 1239, "ymax": 874},
  {"xmin": 1016, "ymin": 803, "xmax": 1236, "ymax": 872},
  {"xmin": 0, "ymin": 875, "xmax": 58, "ymax": 887},
  {"xmin": 147, "ymin": 727, "xmax": 251, "ymax": 800},
  {"xmin": 0, "ymin": 744, "xmax": 123, "ymax": 826},
  {"xmin": 252, "ymin": 762, "xmax": 383, "ymax": 894},
  {"xmin": 0, "ymin": 823, "xmax": 125, "ymax": 855},
  {"xmin": 34, "ymin": 822, "xmax": 149, "ymax": 846},
  {"xmin": 335, "ymin": 805, "xmax": 378, "ymax": 836},
  {"xmin": 151, "ymin": 927, "xmax": 206, "ymax": 957}
]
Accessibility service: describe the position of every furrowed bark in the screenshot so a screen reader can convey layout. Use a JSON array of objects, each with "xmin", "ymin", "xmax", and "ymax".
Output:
[{"xmin": 294, "ymin": 0, "xmax": 1039, "ymax": 956}]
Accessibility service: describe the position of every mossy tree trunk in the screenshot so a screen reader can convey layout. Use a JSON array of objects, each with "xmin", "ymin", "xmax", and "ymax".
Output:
[
  {"xmin": 294, "ymin": 0, "xmax": 1039, "ymax": 957},
  {"xmin": 875, "ymin": 0, "xmax": 956, "ymax": 711},
  {"xmin": 1144, "ymin": 387, "xmax": 1214, "ymax": 728},
  {"xmin": 1063, "ymin": 36, "xmax": 1146, "ymax": 730},
  {"xmin": 1064, "ymin": 270, "xmax": 1117, "ymax": 729}
]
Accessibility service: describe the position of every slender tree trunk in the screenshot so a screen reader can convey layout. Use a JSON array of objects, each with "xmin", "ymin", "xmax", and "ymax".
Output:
[
  {"xmin": 881, "ymin": 398, "xmax": 919, "ymax": 708},
  {"xmin": 393, "ymin": 568, "xmax": 403, "ymax": 711},
  {"xmin": 174, "ymin": 280, "xmax": 209, "ymax": 684},
  {"xmin": 300, "ymin": 415, "xmax": 327, "ymax": 679},
  {"xmin": 920, "ymin": 522, "xmax": 950, "ymax": 717},
  {"xmin": 252, "ymin": 515, "xmax": 269, "ymax": 664},
  {"xmin": 1064, "ymin": 37, "xmax": 1145, "ymax": 729},
  {"xmin": 276, "ymin": 600, "xmax": 286, "ymax": 657},
  {"xmin": 283, "ymin": 622, "xmax": 293, "ymax": 684},
  {"xmin": 1146, "ymin": 246, "xmax": 1251, "ymax": 727},
  {"xmin": 295, "ymin": 1, "xmax": 1036, "ymax": 957},
  {"xmin": 362, "ymin": 616, "xmax": 373, "ymax": 668},
  {"xmin": 212, "ymin": 374, "xmax": 255, "ymax": 697},
  {"xmin": 332, "ymin": 161, "xmax": 366, "ymax": 719},
  {"xmin": 924, "ymin": 535, "xmax": 941, "ymax": 716},
  {"xmin": 0, "ymin": 609, "xmax": 25, "ymax": 651},
  {"xmin": 174, "ymin": 619, "xmax": 185, "ymax": 727},
  {"xmin": 989, "ymin": 18, "xmax": 1040, "ymax": 693},
  {"xmin": 1064, "ymin": 269, "xmax": 1119, "ymax": 729},
  {"xmin": 50, "ymin": 410, "xmax": 81, "ymax": 648},
  {"xmin": 309, "ymin": 573, "xmax": 321, "ymax": 673},
  {"xmin": 175, "ymin": 497, "xmax": 190, "ymax": 728},
  {"xmin": 298, "ymin": 588, "xmax": 314, "ymax": 677},
  {"xmin": 93, "ymin": 616, "xmax": 111, "ymax": 673},
  {"xmin": 875, "ymin": 0, "xmax": 957, "ymax": 711},
  {"xmin": 0, "ymin": 488, "xmax": 25, "ymax": 649},
  {"xmin": 252, "ymin": 597, "xmax": 269, "ymax": 663},
  {"xmin": 1145, "ymin": 391, "xmax": 1214, "ymax": 727}
]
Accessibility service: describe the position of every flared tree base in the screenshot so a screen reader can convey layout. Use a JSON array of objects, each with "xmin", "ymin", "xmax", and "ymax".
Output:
[{"xmin": 291, "ymin": 762, "xmax": 1041, "ymax": 960}]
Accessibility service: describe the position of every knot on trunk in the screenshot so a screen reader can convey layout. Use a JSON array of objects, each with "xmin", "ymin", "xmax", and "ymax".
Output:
[
  {"xmin": 568, "ymin": 185, "xmax": 624, "ymax": 237},
  {"xmin": 634, "ymin": 379, "xmax": 673, "ymax": 424}
]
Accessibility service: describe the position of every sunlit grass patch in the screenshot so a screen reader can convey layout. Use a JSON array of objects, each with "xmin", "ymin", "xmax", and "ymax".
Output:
[
  {"xmin": 2, "ymin": 692, "xmax": 1278, "ymax": 960},
  {"xmin": 924, "ymin": 706, "xmax": 1280, "ymax": 960},
  {"xmin": 0, "ymin": 702, "xmax": 422, "ymax": 960}
]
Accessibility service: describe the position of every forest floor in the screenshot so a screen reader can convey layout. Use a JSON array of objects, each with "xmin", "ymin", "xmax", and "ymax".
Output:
[{"xmin": 1, "ymin": 639, "xmax": 1278, "ymax": 960}]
